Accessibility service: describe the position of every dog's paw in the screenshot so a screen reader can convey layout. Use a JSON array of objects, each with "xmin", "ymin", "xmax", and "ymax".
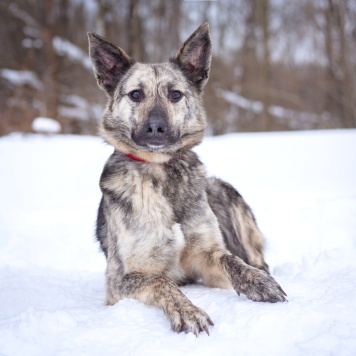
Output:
[
  {"xmin": 235, "ymin": 267, "xmax": 287, "ymax": 303},
  {"xmin": 169, "ymin": 303, "xmax": 214, "ymax": 336}
]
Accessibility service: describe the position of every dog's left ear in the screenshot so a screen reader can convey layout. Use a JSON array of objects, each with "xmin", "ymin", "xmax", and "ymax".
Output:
[{"xmin": 171, "ymin": 22, "xmax": 212, "ymax": 91}]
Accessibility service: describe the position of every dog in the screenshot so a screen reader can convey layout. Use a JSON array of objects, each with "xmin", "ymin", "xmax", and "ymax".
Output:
[{"xmin": 88, "ymin": 23, "xmax": 286, "ymax": 336}]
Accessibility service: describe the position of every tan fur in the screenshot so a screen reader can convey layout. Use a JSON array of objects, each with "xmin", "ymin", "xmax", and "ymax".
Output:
[{"xmin": 233, "ymin": 205, "xmax": 266, "ymax": 268}]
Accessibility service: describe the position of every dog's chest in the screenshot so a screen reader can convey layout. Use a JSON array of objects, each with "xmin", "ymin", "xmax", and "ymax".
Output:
[
  {"xmin": 122, "ymin": 164, "xmax": 188, "ymax": 278},
  {"xmin": 101, "ymin": 152, "xmax": 205, "ymax": 279},
  {"xmin": 102, "ymin": 151, "xmax": 205, "ymax": 225}
]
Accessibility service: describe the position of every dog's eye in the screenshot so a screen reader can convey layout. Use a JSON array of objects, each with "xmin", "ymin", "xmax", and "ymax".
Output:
[
  {"xmin": 170, "ymin": 90, "xmax": 182, "ymax": 102},
  {"xmin": 129, "ymin": 90, "xmax": 144, "ymax": 102}
]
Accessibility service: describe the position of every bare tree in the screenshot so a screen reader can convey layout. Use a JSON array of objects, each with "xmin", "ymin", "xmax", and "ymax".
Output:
[
  {"xmin": 260, "ymin": 0, "xmax": 272, "ymax": 131},
  {"xmin": 127, "ymin": 0, "xmax": 146, "ymax": 61},
  {"xmin": 96, "ymin": 0, "xmax": 111, "ymax": 38},
  {"xmin": 41, "ymin": 0, "xmax": 58, "ymax": 121}
]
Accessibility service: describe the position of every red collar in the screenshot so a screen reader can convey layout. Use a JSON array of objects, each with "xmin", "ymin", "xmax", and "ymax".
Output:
[{"xmin": 126, "ymin": 153, "xmax": 146, "ymax": 162}]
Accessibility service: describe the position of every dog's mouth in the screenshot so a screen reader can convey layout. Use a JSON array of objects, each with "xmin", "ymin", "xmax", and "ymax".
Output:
[
  {"xmin": 131, "ymin": 136, "xmax": 179, "ymax": 152},
  {"xmin": 147, "ymin": 144, "xmax": 166, "ymax": 151}
]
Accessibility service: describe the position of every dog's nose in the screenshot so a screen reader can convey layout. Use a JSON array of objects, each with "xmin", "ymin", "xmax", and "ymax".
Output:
[
  {"xmin": 131, "ymin": 105, "xmax": 174, "ymax": 148},
  {"xmin": 144, "ymin": 117, "xmax": 168, "ymax": 136}
]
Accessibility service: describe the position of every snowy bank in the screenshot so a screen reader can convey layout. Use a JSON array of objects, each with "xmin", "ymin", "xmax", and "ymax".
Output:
[
  {"xmin": 0, "ymin": 130, "xmax": 355, "ymax": 355},
  {"xmin": 32, "ymin": 117, "xmax": 62, "ymax": 134}
]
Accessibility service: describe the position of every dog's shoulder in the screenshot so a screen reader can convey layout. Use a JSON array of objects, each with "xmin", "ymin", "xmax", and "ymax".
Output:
[{"xmin": 164, "ymin": 150, "xmax": 206, "ymax": 191}]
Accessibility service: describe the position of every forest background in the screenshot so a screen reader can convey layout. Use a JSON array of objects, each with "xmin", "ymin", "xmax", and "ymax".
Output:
[{"xmin": 1, "ymin": 0, "xmax": 355, "ymax": 136}]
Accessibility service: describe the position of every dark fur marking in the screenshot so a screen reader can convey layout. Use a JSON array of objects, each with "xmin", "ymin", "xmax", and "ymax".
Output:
[
  {"xmin": 206, "ymin": 178, "xmax": 249, "ymax": 260},
  {"xmin": 96, "ymin": 197, "xmax": 108, "ymax": 257},
  {"xmin": 109, "ymin": 192, "xmax": 133, "ymax": 225},
  {"xmin": 162, "ymin": 152, "xmax": 205, "ymax": 223}
]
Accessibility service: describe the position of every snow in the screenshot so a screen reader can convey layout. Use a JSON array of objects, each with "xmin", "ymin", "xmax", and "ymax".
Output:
[
  {"xmin": 218, "ymin": 89, "xmax": 263, "ymax": 113},
  {"xmin": 0, "ymin": 130, "xmax": 356, "ymax": 355},
  {"xmin": 0, "ymin": 69, "xmax": 43, "ymax": 90},
  {"xmin": 8, "ymin": 3, "xmax": 38, "ymax": 28},
  {"xmin": 218, "ymin": 89, "xmax": 332, "ymax": 129},
  {"xmin": 32, "ymin": 117, "xmax": 61, "ymax": 134},
  {"xmin": 22, "ymin": 38, "xmax": 43, "ymax": 49},
  {"xmin": 59, "ymin": 95, "xmax": 104, "ymax": 121},
  {"xmin": 53, "ymin": 36, "xmax": 92, "ymax": 70}
]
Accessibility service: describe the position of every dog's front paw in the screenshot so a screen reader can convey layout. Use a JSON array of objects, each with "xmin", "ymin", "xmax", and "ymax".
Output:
[
  {"xmin": 235, "ymin": 267, "xmax": 287, "ymax": 303},
  {"xmin": 169, "ymin": 302, "xmax": 214, "ymax": 336}
]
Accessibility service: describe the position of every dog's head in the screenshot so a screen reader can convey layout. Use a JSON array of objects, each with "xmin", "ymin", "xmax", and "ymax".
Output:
[{"xmin": 88, "ymin": 23, "xmax": 211, "ymax": 162}]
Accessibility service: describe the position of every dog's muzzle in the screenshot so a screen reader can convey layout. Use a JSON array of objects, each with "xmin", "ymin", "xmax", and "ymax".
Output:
[{"xmin": 131, "ymin": 106, "xmax": 177, "ymax": 150}]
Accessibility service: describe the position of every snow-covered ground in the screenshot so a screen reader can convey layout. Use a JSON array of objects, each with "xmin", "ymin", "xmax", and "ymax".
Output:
[{"xmin": 0, "ymin": 130, "xmax": 356, "ymax": 355}]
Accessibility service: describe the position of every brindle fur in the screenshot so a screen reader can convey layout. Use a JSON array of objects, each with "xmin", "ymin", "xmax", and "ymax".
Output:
[{"xmin": 88, "ymin": 23, "xmax": 286, "ymax": 336}]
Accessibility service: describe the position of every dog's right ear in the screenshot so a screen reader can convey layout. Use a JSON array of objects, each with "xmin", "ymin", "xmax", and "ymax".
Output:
[{"xmin": 88, "ymin": 33, "xmax": 134, "ymax": 95}]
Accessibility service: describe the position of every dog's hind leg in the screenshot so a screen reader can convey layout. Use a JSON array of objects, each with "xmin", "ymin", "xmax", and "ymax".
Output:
[
  {"xmin": 206, "ymin": 177, "xmax": 269, "ymax": 273},
  {"xmin": 105, "ymin": 264, "xmax": 214, "ymax": 335},
  {"xmin": 181, "ymin": 205, "xmax": 286, "ymax": 303}
]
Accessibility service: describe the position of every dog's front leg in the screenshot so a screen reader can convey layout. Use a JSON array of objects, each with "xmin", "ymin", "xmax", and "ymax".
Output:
[
  {"xmin": 193, "ymin": 245, "xmax": 287, "ymax": 303},
  {"xmin": 219, "ymin": 253, "xmax": 287, "ymax": 302},
  {"xmin": 107, "ymin": 270, "xmax": 214, "ymax": 335}
]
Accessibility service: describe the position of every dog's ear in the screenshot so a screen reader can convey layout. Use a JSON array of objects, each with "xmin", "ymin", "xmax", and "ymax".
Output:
[
  {"xmin": 171, "ymin": 22, "xmax": 212, "ymax": 90},
  {"xmin": 88, "ymin": 33, "xmax": 134, "ymax": 95}
]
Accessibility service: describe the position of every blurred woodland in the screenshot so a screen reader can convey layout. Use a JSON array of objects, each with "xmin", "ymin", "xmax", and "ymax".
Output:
[{"xmin": 1, "ymin": 0, "xmax": 356, "ymax": 136}]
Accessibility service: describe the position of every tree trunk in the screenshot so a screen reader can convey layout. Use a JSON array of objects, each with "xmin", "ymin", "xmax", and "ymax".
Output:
[
  {"xmin": 127, "ymin": 0, "xmax": 145, "ymax": 61},
  {"xmin": 96, "ymin": 0, "xmax": 111, "ymax": 37},
  {"xmin": 42, "ymin": 0, "xmax": 58, "ymax": 122},
  {"xmin": 260, "ymin": 0, "xmax": 271, "ymax": 131}
]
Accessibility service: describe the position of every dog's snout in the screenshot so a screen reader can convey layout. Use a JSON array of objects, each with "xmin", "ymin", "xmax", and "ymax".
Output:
[
  {"xmin": 144, "ymin": 117, "xmax": 168, "ymax": 136},
  {"xmin": 131, "ymin": 105, "xmax": 178, "ymax": 149}
]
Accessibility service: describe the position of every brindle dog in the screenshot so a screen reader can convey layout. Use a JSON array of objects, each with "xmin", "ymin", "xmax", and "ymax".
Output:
[{"xmin": 88, "ymin": 23, "xmax": 286, "ymax": 336}]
